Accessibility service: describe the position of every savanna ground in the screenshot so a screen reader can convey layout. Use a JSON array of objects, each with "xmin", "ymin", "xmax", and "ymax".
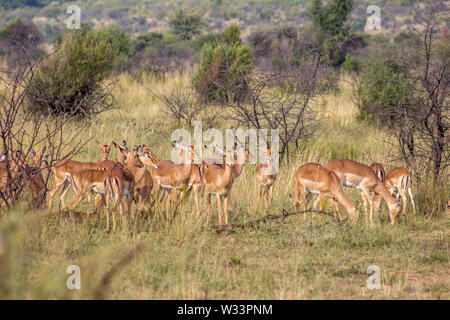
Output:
[{"xmin": 0, "ymin": 73, "xmax": 449, "ymax": 299}]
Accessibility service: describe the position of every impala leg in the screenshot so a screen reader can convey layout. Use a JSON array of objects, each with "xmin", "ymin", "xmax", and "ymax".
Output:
[
  {"xmin": 408, "ymin": 187, "xmax": 416, "ymax": 214},
  {"xmin": 318, "ymin": 193, "xmax": 323, "ymax": 224},
  {"xmin": 206, "ymin": 193, "xmax": 211, "ymax": 225},
  {"xmin": 94, "ymin": 194, "xmax": 103, "ymax": 218},
  {"xmin": 300, "ymin": 188, "xmax": 306, "ymax": 222},
  {"xmin": 216, "ymin": 193, "xmax": 223, "ymax": 225},
  {"xmin": 362, "ymin": 189, "xmax": 374, "ymax": 226},
  {"xmin": 397, "ymin": 188, "xmax": 407, "ymax": 217},
  {"xmin": 269, "ymin": 184, "xmax": 274, "ymax": 205},
  {"xmin": 59, "ymin": 180, "xmax": 73, "ymax": 209},
  {"xmin": 47, "ymin": 179, "xmax": 65, "ymax": 209},
  {"xmin": 193, "ymin": 185, "xmax": 200, "ymax": 217},
  {"xmin": 67, "ymin": 192, "xmax": 85, "ymax": 212},
  {"xmin": 264, "ymin": 185, "xmax": 269, "ymax": 208},
  {"xmin": 333, "ymin": 200, "xmax": 343, "ymax": 221},
  {"xmin": 224, "ymin": 193, "xmax": 229, "ymax": 225}
]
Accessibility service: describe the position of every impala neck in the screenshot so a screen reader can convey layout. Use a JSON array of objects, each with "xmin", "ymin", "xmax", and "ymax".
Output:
[{"xmin": 374, "ymin": 182, "xmax": 396, "ymax": 206}]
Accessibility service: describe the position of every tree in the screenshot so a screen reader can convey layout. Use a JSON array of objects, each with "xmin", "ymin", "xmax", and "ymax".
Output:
[
  {"xmin": 0, "ymin": 0, "xmax": 47, "ymax": 10},
  {"xmin": 216, "ymin": 37, "xmax": 327, "ymax": 163},
  {"xmin": 0, "ymin": 19, "xmax": 43, "ymax": 71},
  {"xmin": 0, "ymin": 56, "xmax": 86, "ymax": 208},
  {"xmin": 307, "ymin": 0, "xmax": 354, "ymax": 66},
  {"xmin": 193, "ymin": 25, "xmax": 253, "ymax": 103},
  {"xmin": 168, "ymin": 9, "xmax": 205, "ymax": 40},
  {"xmin": 352, "ymin": 1, "xmax": 449, "ymax": 181},
  {"xmin": 26, "ymin": 29, "xmax": 116, "ymax": 117}
]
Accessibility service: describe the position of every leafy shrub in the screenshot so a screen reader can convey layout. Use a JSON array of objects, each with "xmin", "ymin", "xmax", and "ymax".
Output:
[
  {"xmin": 26, "ymin": 29, "xmax": 116, "ymax": 117},
  {"xmin": 0, "ymin": 19, "xmax": 43, "ymax": 70},
  {"xmin": 192, "ymin": 25, "xmax": 253, "ymax": 103},
  {"xmin": 356, "ymin": 56, "xmax": 419, "ymax": 124},
  {"xmin": 168, "ymin": 8, "xmax": 205, "ymax": 40}
]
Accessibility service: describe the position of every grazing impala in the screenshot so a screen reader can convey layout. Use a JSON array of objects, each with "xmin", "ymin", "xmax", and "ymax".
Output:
[
  {"xmin": 113, "ymin": 141, "xmax": 155, "ymax": 215},
  {"xmin": 370, "ymin": 162, "xmax": 385, "ymax": 183},
  {"xmin": 256, "ymin": 147, "xmax": 277, "ymax": 208},
  {"xmin": 202, "ymin": 147, "xmax": 237, "ymax": 225},
  {"xmin": 324, "ymin": 159, "xmax": 402, "ymax": 226},
  {"xmin": 383, "ymin": 167, "xmax": 416, "ymax": 216},
  {"xmin": 289, "ymin": 163, "xmax": 356, "ymax": 223},
  {"xmin": 47, "ymin": 142, "xmax": 115, "ymax": 209}
]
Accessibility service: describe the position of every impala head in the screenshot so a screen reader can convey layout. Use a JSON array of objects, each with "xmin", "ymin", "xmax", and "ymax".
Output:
[
  {"xmin": 97, "ymin": 141, "xmax": 112, "ymax": 160},
  {"xmin": 112, "ymin": 140, "xmax": 128, "ymax": 153},
  {"xmin": 233, "ymin": 142, "xmax": 256, "ymax": 164},
  {"xmin": 138, "ymin": 145, "xmax": 160, "ymax": 168},
  {"xmin": 128, "ymin": 147, "xmax": 144, "ymax": 168},
  {"xmin": 370, "ymin": 162, "xmax": 385, "ymax": 182},
  {"xmin": 213, "ymin": 146, "xmax": 234, "ymax": 166},
  {"xmin": 31, "ymin": 146, "xmax": 47, "ymax": 168},
  {"xmin": 172, "ymin": 142, "xmax": 196, "ymax": 164},
  {"xmin": 387, "ymin": 195, "xmax": 403, "ymax": 225}
]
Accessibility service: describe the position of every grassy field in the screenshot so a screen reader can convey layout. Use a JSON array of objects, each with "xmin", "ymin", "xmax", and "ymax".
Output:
[{"xmin": 0, "ymin": 73, "xmax": 449, "ymax": 299}]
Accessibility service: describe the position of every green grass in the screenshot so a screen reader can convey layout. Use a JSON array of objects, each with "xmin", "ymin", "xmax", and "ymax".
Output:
[{"xmin": 0, "ymin": 73, "xmax": 448, "ymax": 299}]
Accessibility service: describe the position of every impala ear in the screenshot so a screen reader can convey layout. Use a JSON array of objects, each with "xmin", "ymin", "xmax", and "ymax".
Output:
[{"xmin": 288, "ymin": 193, "xmax": 293, "ymax": 200}]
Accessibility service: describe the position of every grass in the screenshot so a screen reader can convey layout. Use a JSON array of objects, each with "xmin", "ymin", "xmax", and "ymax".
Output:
[{"xmin": 0, "ymin": 73, "xmax": 448, "ymax": 299}]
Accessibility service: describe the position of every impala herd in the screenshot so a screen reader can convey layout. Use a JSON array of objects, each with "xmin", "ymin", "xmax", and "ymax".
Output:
[{"xmin": 0, "ymin": 140, "xmax": 426, "ymax": 231}]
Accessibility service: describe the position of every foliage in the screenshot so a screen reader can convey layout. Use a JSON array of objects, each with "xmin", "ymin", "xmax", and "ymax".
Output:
[
  {"xmin": 168, "ymin": 8, "xmax": 205, "ymax": 40},
  {"xmin": 27, "ymin": 29, "xmax": 116, "ymax": 117},
  {"xmin": 307, "ymin": 0, "xmax": 354, "ymax": 67},
  {"xmin": 192, "ymin": 25, "xmax": 253, "ymax": 102},
  {"xmin": 0, "ymin": 19, "xmax": 43, "ymax": 70},
  {"xmin": 0, "ymin": 0, "xmax": 47, "ymax": 10}
]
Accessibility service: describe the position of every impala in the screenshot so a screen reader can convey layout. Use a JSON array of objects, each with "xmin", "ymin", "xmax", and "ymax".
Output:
[
  {"xmin": 140, "ymin": 143, "xmax": 194, "ymax": 218},
  {"xmin": 324, "ymin": 159, "xmax": 402, "ymax": 226},
  {"xmin": 446, "ymin": 200, "xmax": 450, "ymax": 216},
  {"xmin": 113, "ymin": 141, "xmax": 155, "ymax": 215},
  {"xmin": 174, "ymin": 143, "xmax": 203, "ymax": 217},
  {"xmin": 289, "ymin": 163, "xmax": 356, "ymax": 223},
  {"xmin": 0, "ymin": 150, "xmax": 26, "ymax": 203},
  {"xmin": 47, "ymin": 142, "xmax": 115, "ymax": 209},
  {"xmin": 255, "ymin": 147, "xmax": 277, "ymax": 208},
  {"xmin": 27, "ymin": 147, "xmax": 48, "ymax": 208},
  {"xmin": 383, "ymin": 167, "xmax": 416, "ymax": 216},
  {"xmin": 202, "ymin": 147, "xmax": 237, "ymax": 225}
]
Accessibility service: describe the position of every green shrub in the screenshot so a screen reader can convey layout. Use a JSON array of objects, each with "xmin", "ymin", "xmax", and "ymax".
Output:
[
  {"xmin": 192, "ymin": 25, "xmax": 253, "ymax": 103},
  {"xmin": 27, "ymin": 29, "xmax": 116, "ymax": 117},
  {"xmin": 355, "ymin": 56, "xmax": 419, "ymax": 124},
  {"xmin": 168, "ymin": 8, "xmax": 205, "ymax": 40}
]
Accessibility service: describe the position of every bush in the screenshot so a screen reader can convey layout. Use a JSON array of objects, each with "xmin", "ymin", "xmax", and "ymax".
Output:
[
  {"xmin": 26, "ymin": 29, "xmax": 116, "ymax": 117},
  {"xmin": 128, "ymin": 32, "xmax": 194, "ymax": 78},
  {"xmin": 192, "ymin": 25, "xmax": 253, "ymax": 103},
  {"xmin": 0, "ymin": 19, "xmax": 43, "ymax": 71},
  {"xmin": 168, "ymin": 8, "xmax": 205, "ymax": 40},
  {"xmin": 356, "ymin": 56, "xmax": 419, "ymax": 124}
]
